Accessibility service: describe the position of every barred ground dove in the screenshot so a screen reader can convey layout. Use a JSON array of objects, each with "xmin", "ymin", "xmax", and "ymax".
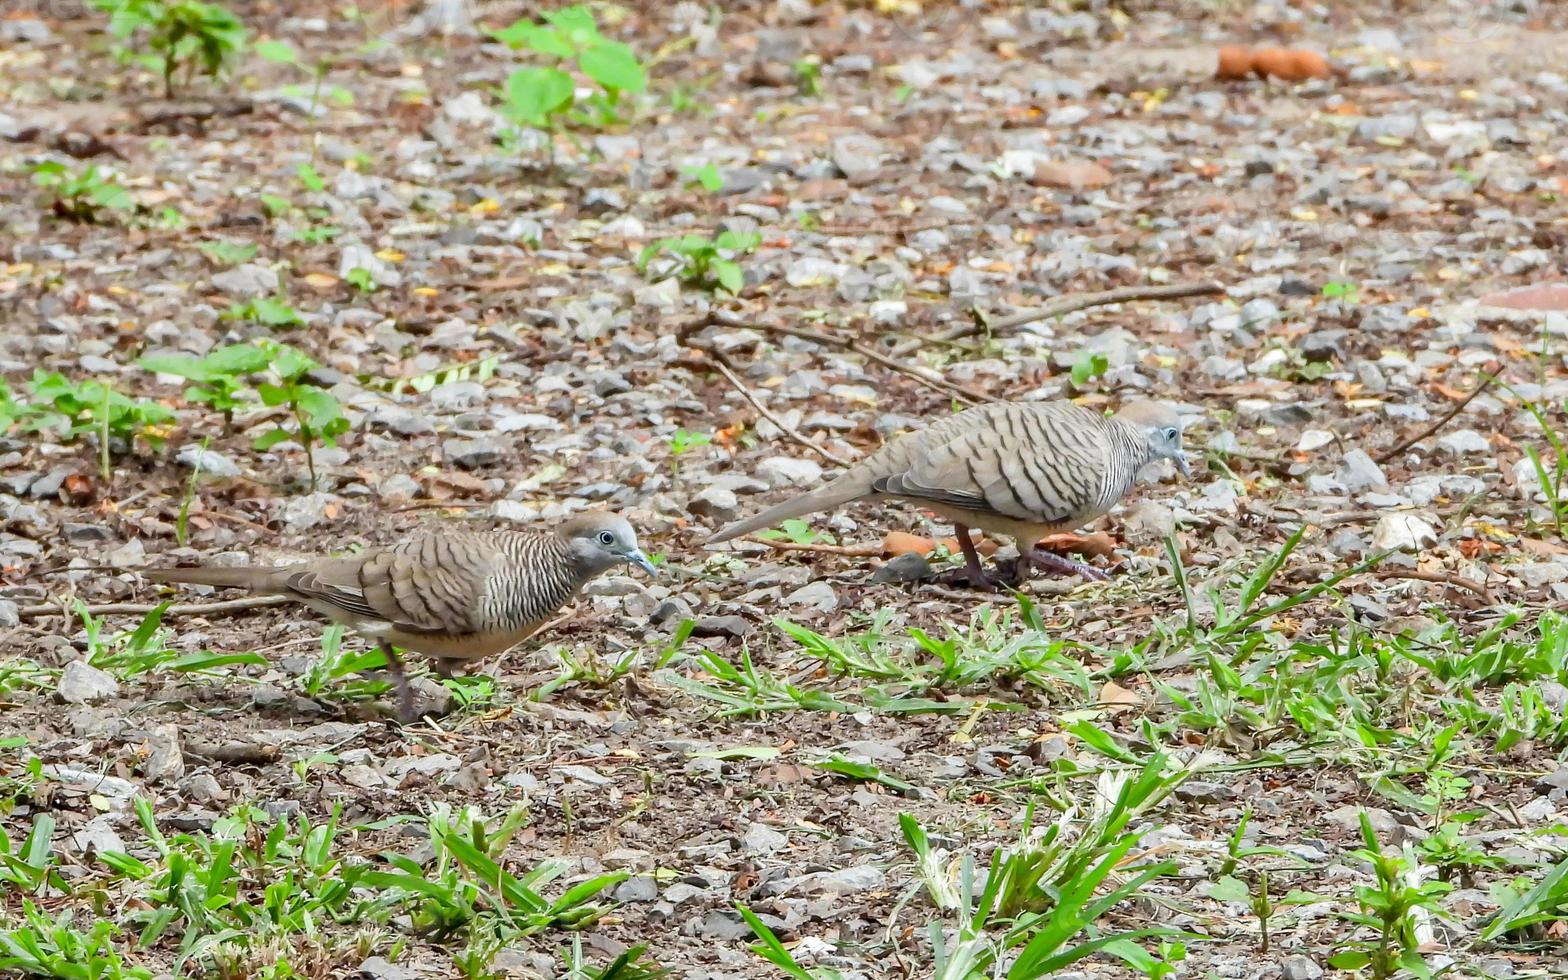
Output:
[
  {"xmin": 144, "ymin": 512, "xmax": 655, "ymax": 719},
  {"xmin": 708, "ymin": 400, "xmax": 1189, "ymax": 587}
]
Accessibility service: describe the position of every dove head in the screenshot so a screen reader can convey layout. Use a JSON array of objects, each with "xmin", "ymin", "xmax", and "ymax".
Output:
[
  {"xmin": 559, "ymin": 512, "xmax": 657, "ymax": 577},
  {"xmin": 1114, "ymin": 400, "xmax": 1191, "ymax": 478}
]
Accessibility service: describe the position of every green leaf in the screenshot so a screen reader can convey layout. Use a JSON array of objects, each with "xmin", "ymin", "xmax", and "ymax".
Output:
[
  {"xmin": 89, "ymin": 181, "xmax": 134, "ymax": 210},
  {"xmin": 296, "ymin": 163, "xmax": 325, "ymax": 192},
  {"xmin": 268, "ymin": 345, "xmax": 316, "ymax": 381},
  {"xmin": 503, "ymin": 67, "xmax": 575, "ymax": 127},
  {"xmin": 579, "ymin": 40, "xmax": 646, "ymax": 93},
  {"xmin": 1327, "ymin": 951, "xmax": 1371, "ymax": 970},
  {"xmin": 252, "ymin": 427, "xmax": 290, "ymax": 450},
  {"xmin": 293, "ymin": 388, "xmax": 344, "ymax": 430},
  {"xmin": 1207, "ymin": 875, "xmax": 1251, "ymax": 904},
  {"xmin": 684, "ymin": 162, "xmax": 724, "ymax": 192},
  {"xmin": 202, "ymin": 343, "xmax": 272, "ymax": 375},
  {"xmin": 543, "ymin": 5, "xmax": 599, "ymax": 45},
  {"xmin": 688, "ymin": 746, "xmax": 781, "ymax": 761},
  {"xmin": 254, "ymin": 38, "xmax": 298, "ymax": 63},
  {"xmin": 714, "ymin": 259, "xmax": 743, "ymax": 295}
]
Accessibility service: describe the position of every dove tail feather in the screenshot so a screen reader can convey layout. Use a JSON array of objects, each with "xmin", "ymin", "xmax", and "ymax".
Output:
[
  {"xmin": 705, "ymin": 481, "xmax": 871, "ymax": 545},
  {"xmin": 141, "ymin": 565, "xmax": 292, "ymax": 593}
]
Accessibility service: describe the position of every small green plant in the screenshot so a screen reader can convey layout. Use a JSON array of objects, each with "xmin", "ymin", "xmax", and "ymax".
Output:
[
  {"xmin": 680, "ymin": 162, "xmax": 724, "ymax": 192},
  {"xmin": 198, "ymin": 238, "xmax": 257, "ymax": 267},
  {"xmin": 30, "ymin": 161, "xmax": 134, "ymax": 223},
  {"xmin": 793, "ymin": 56, "xmax": 822, "ymax": 97},
  {"xmin": 756, "ymin": 518, "xmax": 834, "ymax": 547},
  {"xmin": 345, "ymin": 267, "xmax": 377, "ymax": 293},
  {"xmin": 1068, "ymin": 350, "xmax": 1108, "ymax": 388},
  {"xmin": 223, "ymin": 295, "xmax": 302, "ymax": 329},
  {"xmin": 0, "ymin": 901, "xmax": 153, "ymax": 980},
  {"xmin": 139, "ymin": 341, "xmax": 272, "ymax": 427},
  {"xmin": 255, "ymin": 39, "xmax": 352, "ymax": 120},
  {"xmin": 92, "ymin": 0, "xmax": 247, "ymax": 98},
  {"xmin": 292, "ymin": 223, "xmax": 341, "ymax": 245},
  {"xmin": 1321, "ymin": 280, "xmax": 1361, "ymax": 304},
  {"xmin": 1329, "ymin": 813, "xmax": 1452, "ymax": 980},
  {"xmin": 6, "ymin": 371, "xmax": 174, "ymax": 478},
  {"xmin": 667, "ymin": 428, "xmax": 711, "ymax": 473},
  {"xmin": 253, "ymin": 345, "xmax": 348, "ymax": 486},
  {"xmin": 492, "ymin": 4, "xmax": 648, "ymax": 135},
  {"xmin": 636, "ymin": 230, "xmax": 759, "ymax": 294},
  {"xmin": 1482, "ymin": 857, "xmax": 1568, "ymax": 942},
  {"xmin": 75, "ymin": 601, "xmax": 266, "ymax": 679}
]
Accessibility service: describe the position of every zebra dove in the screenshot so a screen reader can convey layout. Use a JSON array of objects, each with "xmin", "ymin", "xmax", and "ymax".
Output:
[
  {"xmin": 143, "ymin": 512, "xmax": 655, "ymax": 720},
  {"xmin": 708, "ymin": 400, "xmax": 1189, "ymax": 588}
]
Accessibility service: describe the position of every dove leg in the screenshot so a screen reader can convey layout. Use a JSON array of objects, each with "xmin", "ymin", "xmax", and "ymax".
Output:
[
  {"xmin": 378, "ymin": 642, "xmax": 418, "ymax": 723},
  {"xmin": 950, "ymin": 524, "xmax": 1003, "ymax": 592},
  {"xmin": 1023, "ymin": 546, "xmax": 1110, "ymax": 582}
]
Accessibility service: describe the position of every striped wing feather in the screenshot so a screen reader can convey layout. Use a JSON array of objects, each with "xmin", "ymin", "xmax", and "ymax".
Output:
[
  {"xmin": 284, "ymin": 535, "xmax": 496, "ymax": 637},
  {"xmin": 873, "ymin": 404, "xmax": 1110, "ymax": 526}
]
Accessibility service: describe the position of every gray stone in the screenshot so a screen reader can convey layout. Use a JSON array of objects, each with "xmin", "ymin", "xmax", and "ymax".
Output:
[
  {"xmin": 782, "ymin": 581, "xmax": 838, "ymax": 613},
  {"xmin": 794, "ymin": 864, "xmax": 885, "ymax": 896},
  {"xmin": 211, "ymin": 264, "xmax": 278, "ymax": 298},
  {"xmin": 1371, "ymin": 514, "xmax": 1437, "ymax": 552},
  {"xmin": 1336, "ymin": 450, "xmax": 1388, "ymax": 492},
  {"xmin": 831, "ymin": 133, "xmax": 886, "ymax": 179},
  {"xmin": 694, "ymin": 909, "xmax": 753, "ymax": 941},
  {"xmin": 0, "ymin": 599, "xmax": 18, "ymax": 628},
  {"xmin": 688, "ymin": 486, "xmax": 740, "ymax": 522},
  {"xmin": 1516, "ymin": 562, "xmax": 1568, "ymax": 588},
  {"xmin": 57, "ymin": 661, "xmax": 118, "ymax": 704},
  {"xmin": 743, "ymin": 823, "xmax": 789, "ymax": 855},
  {"xmin": 443, "ymin": 437, "xmax": 504, "ymax": 470},
  {"xmin": 613, "ymin": 875, "xmax": 659, "ymax": 903},
  {"xmin": 358, "ymin": 956, "xmax": 420, "ymax": 980},
  {"xmin": 176, "ymin": 443, "xmax": 242, "ymax": 478},
  {"xmin": 870, "ymin": 552, "xmax": 933, "ymax": 584},
  {"xmin": 1174, "ymin": 781, "xmax": 1233, "ymax": 804},
  {"xmin": 650, "ymin": 596, "xmax": 695, "ymax": 626},
  {"xmin": 1436, "ymin": 429, "xmax": 1490, "ymax": 455},
  {"xmin": 756, "ymin": 456, "xmax": 824, "ymax": 489},
  {"xmin": 144, "ymin": 725, "xmax": 185, "ymax": 783},
  {"xmin": 280, "ymin": 492, "xmax": 339, "ymax": 530},
  {"xmin": 1281, "ymin": 957, "xmax": 1323, "ymax": 980},
  {"xmin": 1121, "ymin": 502, "xmax": 1176, "ymax": 545},
  {"xmin": 693, "ymin": 616, "xmax": 751, "ymax": 639}
]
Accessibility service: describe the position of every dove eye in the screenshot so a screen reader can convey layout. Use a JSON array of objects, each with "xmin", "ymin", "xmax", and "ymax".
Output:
[
  {"xmin": 1163, "ymin": 427, "xmax": 1179, "ymax": 440},
  {"xmin": 597, "ymin": 531, "xmax": 615, "ymax": 546}
]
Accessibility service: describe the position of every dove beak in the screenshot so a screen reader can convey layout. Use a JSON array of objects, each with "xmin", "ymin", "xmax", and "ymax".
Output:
[
  {"xmin": 1175, "ymin": 452, "xmax": 1193, "ymax": 478},
  {"xmin": 626, "ymin": 549, "xmax": 657, "ymax": 575}
]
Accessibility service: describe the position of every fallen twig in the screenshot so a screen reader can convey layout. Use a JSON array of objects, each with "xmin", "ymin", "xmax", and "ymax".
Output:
[
  {"xmin": 690, "ymin": 310, "xmax": 993, "ymax": 406},
  {"xmin": 183, "ymin": 739, "xmax": 281, "ymax": 765},
  {"xmin": 704, "ymin": 346, "xmax": 851, "ymax": 467},
  {"xmin": 888, "ymin": 281, "xmax": 1226, "ymax": 357},
  {"xmin": 18, "ymin": 594, "xmax": 293, "ymax": 621},
  {"xmin": 739, "ymin": 535, "xmax": 884, "ymax": 557},
  {"xmin": 1371, "ymin": 568, "xmax": 1494, "ymax": 603},
  {"xmin": 1375, "ymin": 374, "xmax": 1498, "ymax": 464}
]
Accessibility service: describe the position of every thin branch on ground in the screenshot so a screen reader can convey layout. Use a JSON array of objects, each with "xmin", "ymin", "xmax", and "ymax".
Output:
[
  {"xmin": 1375, "ymin": 373, "xmax": 1499, "ymax": 464},
  {"xmin": 682, "ymin": 337, "xmax": 851, "ymax": 467},
  {"xmin": 687, "ymin": 310, "xmax": 993, "ymax": 406},
  {"xmin": 888, "ymin": 281, "xmax": 1227, "ymax": 357},
  {"xmin": 739, "ymin": 535, "xmax": 884, "ymax": 557},
  {"xmin": 1371, "ymin": 567, "xmax": 1494, "ymax": 603},
  {"xmin": 18, "ymin": 594, "xmax": 293, "ymax": 620}
]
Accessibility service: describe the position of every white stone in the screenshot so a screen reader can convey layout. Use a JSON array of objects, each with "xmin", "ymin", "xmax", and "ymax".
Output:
[
  {"xmin": 1436, "ymin": 429, "xmax": 1490, "ymax": 455},
  {"xmin": 1371, "ymin": 514, "xmax": 1437, "ymax": 552},
  {"xmin": 756, "ymin": 456, "xmax": 823, "ymax": 489},
  {"xmin": 57, "ymin": 661, "xmax": 118, "ymax": 704},
  {"xmin": 1296, "ymin": 429, "xmax": 1335, "ymax": 452}
]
